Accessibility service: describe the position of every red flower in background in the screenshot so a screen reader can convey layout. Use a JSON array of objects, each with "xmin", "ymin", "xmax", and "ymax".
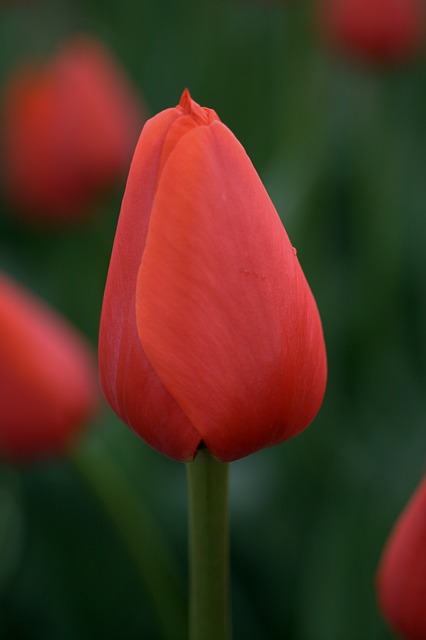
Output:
[
  {"xmin": 1, "ymin": 35, "xmax": 144, "ymax": 222},
  {"xmin": 0, "ymin": 273, "xmax": 98, "ymax": 460},
  {"xmin": 377, "ymin": 474, "xmax": 426, "ymax": 640},
  {"xmin": 99, "ymin": 90, "xmax": 327, "ymax": 463},
  {"xmin": 320, "ymin": 0, "xmax": 425, "ymax": 64}
]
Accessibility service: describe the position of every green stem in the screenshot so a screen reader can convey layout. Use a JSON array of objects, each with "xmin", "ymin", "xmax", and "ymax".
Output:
[
  {"xmin": 69, "ymin": 439, "xmax": 186, "ymax": 640},
  {"xmin": 186, "ymin": 449, "xmax": 231, "ymax": 640}
]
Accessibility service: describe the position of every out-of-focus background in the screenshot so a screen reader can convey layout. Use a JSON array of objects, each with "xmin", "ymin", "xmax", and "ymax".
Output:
[{"xmin": 0, "ymin": 0, "xmax": 425, "ymax": 638}]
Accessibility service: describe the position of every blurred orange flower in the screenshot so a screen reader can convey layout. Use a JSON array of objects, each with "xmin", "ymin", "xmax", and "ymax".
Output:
[
  {"xmin": 377, "ymin": 474, "xmax": 426, "ymax": 640},
  {"xmin": 319, "ymin": 0, "xmax": 425, "ymax": 64},
  {"xmin": 1, "ymin": 35, "xmax": 145, "ymax": 222},
  {"xmin": 0, "ymin": 273, "xmax": 98, "ymax": 460}
]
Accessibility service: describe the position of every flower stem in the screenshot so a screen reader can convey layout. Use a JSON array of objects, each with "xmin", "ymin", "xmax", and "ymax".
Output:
[
  {"xmin": 186, "ymin": 449, "xmax": 231, "ymax": 640},
  {"xmin": 70, "ymin": 438, "xmax": 186, "ymax": 640}
]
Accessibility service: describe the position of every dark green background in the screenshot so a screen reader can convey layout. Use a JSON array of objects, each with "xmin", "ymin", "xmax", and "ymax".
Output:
[{"xmin": 1, "ymin": 1, "xmax": 425, "ymax": 638}]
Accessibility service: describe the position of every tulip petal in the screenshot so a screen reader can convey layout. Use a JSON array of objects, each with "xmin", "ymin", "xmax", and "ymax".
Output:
[
  {"xmin": 136, "ymin": 121, "xmax": 327, "ymax": 461},
  {"xmin": 99, "ymin": 108, "xmax": 202, "ymax": 461},
  {"xmin": 377, "ymin": 475, "xmax": 426, "ymax": 640}
]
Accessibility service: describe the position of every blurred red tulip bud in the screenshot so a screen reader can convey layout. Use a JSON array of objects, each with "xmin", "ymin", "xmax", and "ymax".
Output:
[
  {"xmin": 0, "ymin": 273, "xmax": 98, "ymax": 460},
  {"xmin": 377, "ymin": 474, "xmax": 426, "ymax": 640},
  {"xmin": 99, "ymin": 90, "xmax": 327, "ymax": 463},
  {"xmin": 1, "ymin": 35, "xmax": 145, "ymax": 222},
  {"xmin": 320, "ymin": 0, "xmax": 425, "ymax": 64}
]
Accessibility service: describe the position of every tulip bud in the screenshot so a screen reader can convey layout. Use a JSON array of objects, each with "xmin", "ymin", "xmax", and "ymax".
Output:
[
  {"xmin": 0, "ymin": 273, "xmax": 98, "ymax": 460},
  {"xmin": 1, "ymin": 35, "xmax": 144, "ymax": 222},
  {"xmin": 377, "ymin": 474, "xmax": 426, "ymax": 640},
  {"xmin": 319, "ymin": 0, "xmax": 425, "ymax": 64},
  {"xmin": 99, "ymin": 90, "xmax": 327, "ymax": 462}
]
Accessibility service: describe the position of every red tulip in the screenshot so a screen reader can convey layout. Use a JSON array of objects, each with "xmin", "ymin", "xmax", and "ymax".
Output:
[
  {"xmin": 99, "ymin": 90, "xmax": 327, "ymax": 463},
  {"xmin": 377, "ymin": 474, "xmax": 426, "ymax": 640},
  {"xmin": 1, "ymin": 35, "xmax": 144, "ymax": 222},
  {"xmin": 320, "ymin": 0, "xmax": 425, "ymax": 64},
  {"xmin": 0, "ymin": 273, "xmax": 98, "ymax": 460}
]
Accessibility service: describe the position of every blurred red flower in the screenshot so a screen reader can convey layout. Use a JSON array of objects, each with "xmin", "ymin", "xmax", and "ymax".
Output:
[
  {"xmin": 320, "ymin": 0, "xmax": 425, "ymax": 64},
  {"xmin": 377, "ymin": 474, "xmax": 426, "ymax": 640},
  {"xmin": 1, "ymin": 35, "xmax": 145, "ymax": 222},
  {"xmin": 99, "ymin": 90, "xmax": 327, "ymax": 463},
  {"xmin": 0, "ymin": 273, "xmax": 98, "ymax": 460}
]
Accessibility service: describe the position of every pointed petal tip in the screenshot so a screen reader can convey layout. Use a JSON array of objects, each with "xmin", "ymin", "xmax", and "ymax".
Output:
[
  {"xmin": 177, "ymin": 89, "xmax": 220, "ymax": 125},
  {"xmin": 179, "ymin": 88, "xmax": 192, "ymax": 111}
]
